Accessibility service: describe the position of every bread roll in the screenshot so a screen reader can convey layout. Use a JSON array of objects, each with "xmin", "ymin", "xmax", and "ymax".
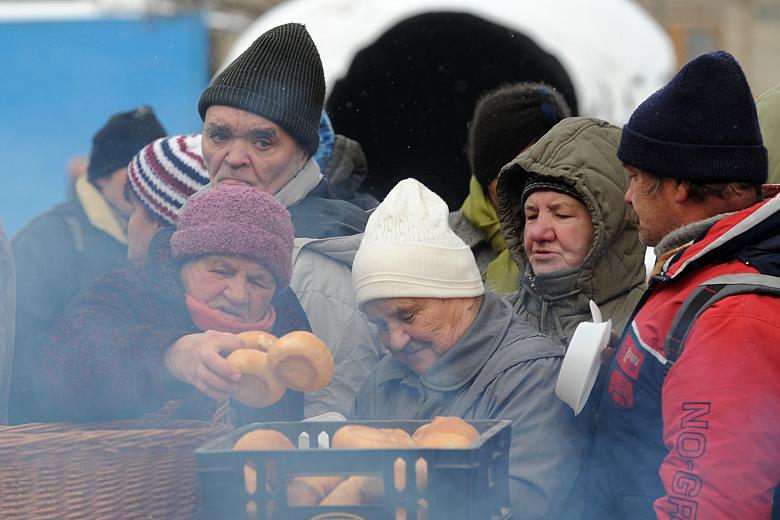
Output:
[
  {"xmin": 355, "ymin": 475, "xmax": 384, "ymax": 501},
  {"xmin": 331, "ymin": 424, "xmax": 398, "ymax": 450},
  {"xmin": 287, "ymin": 477, "xmax": 326, "ymax": 506},
  {"xmin": 226, "ymin": 349, "xmax": 287, "ymax": 407},
  {"xmin": 267, "ymin": 331, "xmax": 333, "ymax": 392},
  {"xmin": 414, "ymin": 432, "xmax": 473, "ymax": 449},
  {"xmin": 237, "ymin": 330, "xmax": 278, "ymax": 352},
  {"xmin": 381, "ymin": 428, "xmax": 414, "ymax": 448},
  {"xmin": 233, "ymin": 429, "xmax": 294, "ymax": 495},
  {"xmin": 412, "ymin": 417, "xmax": 480, "ymax": 445},
  {"xmin": 233, "ymin": 429, "xmax": 294, "ymax": 451},
  {"xmin": 296, "ymin": 475, "xmax": 344, "ymax": 496},
  {"xmin": 319, "ymin": 476, "xmax": 364, "ymax": 506}
]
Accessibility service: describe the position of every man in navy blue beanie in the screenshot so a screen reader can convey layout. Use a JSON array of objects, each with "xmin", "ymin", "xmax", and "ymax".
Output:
[{"xmin": 586, "ymin": 51, "xmax": 780, "ymax": 520}]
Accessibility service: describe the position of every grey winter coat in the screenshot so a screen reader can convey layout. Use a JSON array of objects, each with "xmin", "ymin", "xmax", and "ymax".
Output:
[
  {"xmin": 353, "ymin": 292, "xmax": 592, "ymax": 519},
  {"xmin": 497, "ymin": 117, "xmax": 646, "ymax": 345},
  {"xmin": 278, "ymin": 159, "xmax": 382, "ymax": 418},
  {"xmin": 292, "ymin": 234, "xmax": 383, "ymax": 418}
]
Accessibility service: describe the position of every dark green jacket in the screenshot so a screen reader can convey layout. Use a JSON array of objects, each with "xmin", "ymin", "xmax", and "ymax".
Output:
[{"xmin": 497, "ymin": 117, "xmax": 646, "ymax": 346}]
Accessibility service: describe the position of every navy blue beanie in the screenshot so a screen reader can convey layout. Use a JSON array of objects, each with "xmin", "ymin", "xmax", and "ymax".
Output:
[{"xmin": 618, "ymin": 50, "xmax": 768, "ymax": 184}]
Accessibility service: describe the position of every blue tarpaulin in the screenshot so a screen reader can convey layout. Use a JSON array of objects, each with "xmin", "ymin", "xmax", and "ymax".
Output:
[{"xmin": 0, "ymin": 12, "xmax": 209, "ymax": 236}]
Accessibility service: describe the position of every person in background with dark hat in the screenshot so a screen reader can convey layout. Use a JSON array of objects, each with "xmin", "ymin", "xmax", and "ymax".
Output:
[
  {"xmin": 125, "ymin": 134, "xmax": 210, "ymax": 263},
  {"xmin": 314, "ymin": 111, "xmax": 379, "ymax": 211},
  {"xmin": 586, "ymin": 51, "xmax": 780, "ymax": 520},
  {"xmin": 197, "ymin": 23, "xmax": 381, "ymax": 418},
  {"xmin": 450, "ymin": 82, "xmax": 571, "ymax": 294},
  {"xmin": 496, "ymin": 117, "xmax": 646, "ymax": 348},
  {"xmin": 8, "ymin": 106, "xmax": 165, "ymax": 424}
]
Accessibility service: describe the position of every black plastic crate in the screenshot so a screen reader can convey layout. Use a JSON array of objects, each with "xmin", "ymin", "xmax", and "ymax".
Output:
[{"xmin": 196, "ymin": 419, "xmax": 513, "ymax": 520}]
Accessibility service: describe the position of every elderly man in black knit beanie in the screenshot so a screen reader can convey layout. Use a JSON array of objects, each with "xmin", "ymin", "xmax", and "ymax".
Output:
[
  {"xmin": 586, "ymin": 51, "xmax": 780, "ymax": 520},
  {"xmin": 196, "ymin": 23, "xmax": 381, "ymax": 419}
]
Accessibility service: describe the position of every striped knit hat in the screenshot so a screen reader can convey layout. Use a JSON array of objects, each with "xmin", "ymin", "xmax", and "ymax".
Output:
[{"xmin": 127, "ymin": 134, "xmax": 210, "ymax": 225}]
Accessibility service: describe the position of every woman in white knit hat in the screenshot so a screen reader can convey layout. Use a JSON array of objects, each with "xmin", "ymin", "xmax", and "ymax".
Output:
[{"xmin": 351, "ymin": 178, "xmax": 592, "ymax": 519}]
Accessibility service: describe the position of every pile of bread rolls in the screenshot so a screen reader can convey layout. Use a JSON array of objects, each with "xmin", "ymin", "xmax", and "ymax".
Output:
[
  {"xmin": 226, "ymin": 331, "xmax": 333, "ymax": 407},
  {"xmin": 231, "ymin": 416, "xmax": 481, "ymax": 517}
]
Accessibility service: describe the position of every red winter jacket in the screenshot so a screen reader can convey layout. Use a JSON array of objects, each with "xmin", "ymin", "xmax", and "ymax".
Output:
[{"xmin": 587, "ymin": 196, "xmax": 780, "ymax": 520}]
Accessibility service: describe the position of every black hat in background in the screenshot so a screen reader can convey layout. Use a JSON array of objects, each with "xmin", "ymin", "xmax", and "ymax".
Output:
[
  {"xmin": 198, "ymin": 23, "xmax": 325, "ymax": 156},
  {"xmin": 326, "ymin": 11, "xmax": 578, "ymax": 209},
  {"xmin": 469, "ymin": 82, "xmax": 571, "ymax": 188},
  {"xmin": 618, "ymin": 50, "xmax": 767, "ymax": 184},
  {"xmin": 87, "ymin": 106, "xmax": 166, "ymax": 185}
]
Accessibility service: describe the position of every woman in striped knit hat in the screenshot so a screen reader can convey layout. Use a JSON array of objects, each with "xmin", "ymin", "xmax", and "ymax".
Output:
[{"xmin": 125, "ymin": 134, "xmax": 210, "ymax": 262}]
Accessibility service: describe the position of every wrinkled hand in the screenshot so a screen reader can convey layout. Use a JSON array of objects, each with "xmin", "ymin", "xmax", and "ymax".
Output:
[
  {"xmin": 164, "ymin": 330, "xmax": 246, "ymax": 401},
  {"xmin": 600, "ymin": 329, "xmax": 622, "ymax": 364}
]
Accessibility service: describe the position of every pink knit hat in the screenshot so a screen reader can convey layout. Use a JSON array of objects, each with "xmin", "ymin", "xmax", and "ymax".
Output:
[{"xmin": 170, "ymin": 184, "xmax": 294, "ymax": 288}]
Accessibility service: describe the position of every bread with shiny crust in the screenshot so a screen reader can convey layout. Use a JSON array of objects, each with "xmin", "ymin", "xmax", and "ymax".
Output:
[
  {"xmin": 226, "ymin": 349, "xmax": 287, "ymax": 407},
  {"xmin": 267, "ymin": 331, "xmax": 333, "ymax": 392},
  {"xmin": 237, "ymin": 330, "xmax": 278, "ymax": 352}
]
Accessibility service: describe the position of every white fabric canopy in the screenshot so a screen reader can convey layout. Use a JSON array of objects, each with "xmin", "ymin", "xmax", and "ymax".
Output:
[{"xmin": 225, "ymin": 0, "xmax": 675, "ymax": 125}]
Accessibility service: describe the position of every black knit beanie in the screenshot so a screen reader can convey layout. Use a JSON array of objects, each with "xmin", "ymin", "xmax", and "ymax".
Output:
[
  {"xmin": 469, "ymin": 82, "xmax": 571, "ymax": 187},
  {"xmin": 198, "ymin": 23, "xmax": 325, "ymax": 156},
  {"xmin": 87, "ymin": 105, "xmax": 166, "ymax": 185},
  {"xmin": 521, "ymin": 173, "xmax": 583, "ymax": 206},
  {"xmin": 618, "ymin": 50, "xmax": 768, "ymax": 184}
]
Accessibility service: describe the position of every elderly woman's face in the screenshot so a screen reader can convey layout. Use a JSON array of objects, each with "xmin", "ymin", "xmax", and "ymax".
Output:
[
  {"xmin": 362, "ymin": 297, "xmax": 476, "ymax": 375},
  {"xmin": 180, "ymin": 255, "xmax": 276, "ymax": 322},
  {"xmin": 523, "ymin": 191, "xmax": 595, "ymax": 275}
]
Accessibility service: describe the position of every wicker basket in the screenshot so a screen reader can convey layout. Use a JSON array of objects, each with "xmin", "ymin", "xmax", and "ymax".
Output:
[{"xmin": 0, "ymin": 404, "xmax": 232, "ymax": 519}]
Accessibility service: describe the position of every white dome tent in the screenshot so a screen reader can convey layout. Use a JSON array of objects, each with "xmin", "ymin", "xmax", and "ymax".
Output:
[{"xmin": 224, "ymin": 0, "xmax": 675, "ymax": 125}]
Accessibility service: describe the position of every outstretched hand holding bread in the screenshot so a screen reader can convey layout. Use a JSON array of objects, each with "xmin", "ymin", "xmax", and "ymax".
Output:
[{"xmin": 227, "ymin": 330, "xmax": 334, "ymax": 407}]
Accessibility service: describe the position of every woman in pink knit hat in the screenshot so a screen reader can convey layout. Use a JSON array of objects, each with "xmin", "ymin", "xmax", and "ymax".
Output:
[{"xmin": 35, "ymin": 184, "xmax": 310, "ymax": 423}]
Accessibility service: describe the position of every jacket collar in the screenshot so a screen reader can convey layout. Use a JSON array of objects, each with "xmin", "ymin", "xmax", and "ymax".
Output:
[
  {"xmin": 274, "ymin": 158, "xmax": 323, "ymax": 208},
  {"xmin": 660, "ymin": 195, "xmax": 780, "ymax": 280},
  {"xmin": 75, "ymin": 176, "xmax": 128, "ymax": 244}
]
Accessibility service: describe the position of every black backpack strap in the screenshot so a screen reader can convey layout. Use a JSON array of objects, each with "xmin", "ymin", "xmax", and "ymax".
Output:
[{"xmin": 664, "ymin": 274, "xmax": 780, "ymax": 371}]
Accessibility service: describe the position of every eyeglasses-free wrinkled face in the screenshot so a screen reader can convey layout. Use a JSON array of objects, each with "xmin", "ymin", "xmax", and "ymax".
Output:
[
  {"xmin": 201, "ymin": 105, "xmax": 307, "ymax": 194},
  {"xmin": 523, "ymin": 190, "xmax": 595, "ymax": 274},
  {"xmin": 180, "ymin": 255, "xmax": 276, "ymax": 323}
]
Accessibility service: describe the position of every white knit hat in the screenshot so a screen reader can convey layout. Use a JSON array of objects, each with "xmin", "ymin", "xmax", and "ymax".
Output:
[
  {"xmin": 127, "ymin": 134, "xmax": 210, "ymax": 225},
  {"xmin": 352, "ymin": 178, "xmax": 484, "ymax": 305}
]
